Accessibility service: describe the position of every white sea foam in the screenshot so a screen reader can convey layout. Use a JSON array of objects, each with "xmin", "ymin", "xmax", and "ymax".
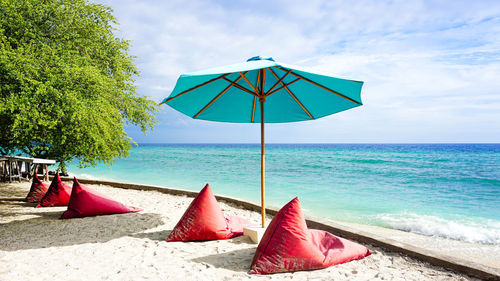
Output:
[
  {"xmin": 68, "ymin": 173, "xmax": 98, "ymax": 180},
  {"xmin": 376, "ymin": 212, "xmax": 500, "ymax": 244}
]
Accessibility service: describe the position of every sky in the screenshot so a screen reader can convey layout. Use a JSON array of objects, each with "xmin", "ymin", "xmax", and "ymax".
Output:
[{"xmin": 95, "ymin": 0, "xmax": 500, "ymax": 143}]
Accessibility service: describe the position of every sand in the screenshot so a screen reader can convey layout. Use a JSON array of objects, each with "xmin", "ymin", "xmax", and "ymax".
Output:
[{"xmin": 0, "ymin": 181, "xmax": 482, "ymax": 281}]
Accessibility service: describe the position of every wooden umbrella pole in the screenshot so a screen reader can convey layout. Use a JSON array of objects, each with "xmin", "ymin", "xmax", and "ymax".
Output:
[
  {"xmin": 260, "ymin": 98, "xmax": 265, "ymax": 228},
  {"xmin": 259, "ymin": 68, "xmax": 267, "ymax": 228}
]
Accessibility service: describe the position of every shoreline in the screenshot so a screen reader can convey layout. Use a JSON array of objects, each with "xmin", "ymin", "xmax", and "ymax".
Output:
[
  {"xmin": 1, "ymin": 179, "xmax": 499, "ymax": 280},
  {"xmin": 66, "ymin": 142, "xmax": 500, "ymax": 248}
]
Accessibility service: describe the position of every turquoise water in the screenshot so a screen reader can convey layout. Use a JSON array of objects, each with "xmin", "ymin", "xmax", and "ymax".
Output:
[{"xmin": 67, "ymin": 144, "xmax": 500, "ymax": 244}]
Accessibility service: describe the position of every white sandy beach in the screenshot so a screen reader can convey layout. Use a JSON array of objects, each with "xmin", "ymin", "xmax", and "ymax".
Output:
[{"xmin": 0, "ymin": 181, "xmax": 488, "ymax": 281}]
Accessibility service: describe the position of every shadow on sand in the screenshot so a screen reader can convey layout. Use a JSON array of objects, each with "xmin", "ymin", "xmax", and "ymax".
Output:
[
  {"xmin": 0, "ymin": 210, "xmax": 164, "ymax": 251},
  {"xmin": 131, "ymin": 229, "xmax": 173, "ymax": 241},
  {"xmin": 190, "ymin": 236, "xmax": 257, "ymax": 273},
  {"xmin": 0, "ymin": 183, "xmax": 166, "ymax": 251}
]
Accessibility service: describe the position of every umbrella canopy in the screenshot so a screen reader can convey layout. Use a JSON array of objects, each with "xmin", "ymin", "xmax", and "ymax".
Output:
[{"xmin": 161, "ymin": 56, "xmax": 363, "ymax": 227}]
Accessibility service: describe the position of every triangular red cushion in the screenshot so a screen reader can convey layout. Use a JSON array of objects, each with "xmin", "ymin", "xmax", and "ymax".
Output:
[
  {"xmin": 36, "ymin": 172, "xmax": 72, "ymax": 207},
  {"xmin": 249, "ymin": 197, "xmax": 371, "ymax": 274},
  {"xmin": 25, "ymin": 173, "xmax": 49, "ymax": 202},
  {"xmin": 60, "ymin": 178, "xmax": 142, "ymax": 219},
  {"xmin": 167, "ymin": 184, "xmax": 252, "ymax": 242}
]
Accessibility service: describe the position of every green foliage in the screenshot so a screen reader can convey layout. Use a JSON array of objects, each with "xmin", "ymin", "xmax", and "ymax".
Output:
[{"xmin": 0, "ymin": 0, "xmax": 158, "ymax": 171}]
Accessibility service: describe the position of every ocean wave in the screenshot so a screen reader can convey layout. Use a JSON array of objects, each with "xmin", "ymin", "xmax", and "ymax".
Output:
[
  {"xmin": 345, "ymin": 158, "xmax": 394, "ymax": 165},
  {"xmin": 375, "ymin": 212, "xmax": 500, "ymax": 244},
  {"xmin": 68, "ymin": 173, "xmax": 98, "ymax": 180}
]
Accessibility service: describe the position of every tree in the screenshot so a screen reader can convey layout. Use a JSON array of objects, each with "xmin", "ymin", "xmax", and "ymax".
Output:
[{"xmin": 0, "ymin": 0, "xmax": 158, "ymax": 172}]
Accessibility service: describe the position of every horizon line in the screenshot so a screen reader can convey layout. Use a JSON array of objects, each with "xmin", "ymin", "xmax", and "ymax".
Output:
[{"xmin": 133, "ymin": 142, "xmax": 500, "ymax": 145}]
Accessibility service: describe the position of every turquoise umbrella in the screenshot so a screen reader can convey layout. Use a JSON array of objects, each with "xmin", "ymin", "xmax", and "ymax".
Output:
[{"xmin": 160, "ymin": 56, "xmax": 363, "ymax": 227}]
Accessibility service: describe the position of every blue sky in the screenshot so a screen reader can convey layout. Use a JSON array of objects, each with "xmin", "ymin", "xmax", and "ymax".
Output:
[{"xmin": 96, "ymin": 0, "xmax": 500, "ymax": 143}]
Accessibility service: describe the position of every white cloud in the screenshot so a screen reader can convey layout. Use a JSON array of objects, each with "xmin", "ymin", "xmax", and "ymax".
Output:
[{"xmin": 94, "ymin": 0, "xmax": 500, "ymax": 143}]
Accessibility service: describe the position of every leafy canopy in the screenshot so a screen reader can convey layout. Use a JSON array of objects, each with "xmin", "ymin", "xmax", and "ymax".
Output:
[{"xmin": 0, "ymin": 0, "xmax": 158, "ymax": 171}]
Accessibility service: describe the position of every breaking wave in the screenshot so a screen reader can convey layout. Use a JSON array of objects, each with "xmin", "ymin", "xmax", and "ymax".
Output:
[{"xmin": 375, "ymin": 212, "xmax": 500, "ymax": 244}]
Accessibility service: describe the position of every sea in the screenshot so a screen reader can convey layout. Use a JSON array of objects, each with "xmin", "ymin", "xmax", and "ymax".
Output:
[{"xmin": 67, "ymin": 143, "xmax": 500, "ymax": 245}]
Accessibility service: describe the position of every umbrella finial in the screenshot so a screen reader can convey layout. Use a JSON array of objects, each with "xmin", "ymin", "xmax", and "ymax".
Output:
[{"xmin": 247, "ymin": 56, "xmax": 275, "ymax": 62}]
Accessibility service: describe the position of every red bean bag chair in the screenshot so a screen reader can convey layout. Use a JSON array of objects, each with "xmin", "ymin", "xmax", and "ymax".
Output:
[
  {"xmin": 167, "ymin": 184, "xmax": 252, "ymax": 242},
  {"xmin": 36, "ymin": 172, "xmax": 72, "ymax": 207},
  {"xmin": 249, "ymin": 197, "xmax": 371, "ymax": 274},
  {"xmin": 25, "ymin": 173, "xmax": 49, "ymax": 202},
  {"xmin": 60, "ymin": 177, "xmax": 142, "ymax": 219}
]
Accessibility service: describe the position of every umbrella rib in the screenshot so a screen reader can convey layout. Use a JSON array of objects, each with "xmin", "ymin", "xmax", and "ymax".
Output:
[
  {"xmin": 265, "ymin": 69, "xmax": 292, "ymax": 95},
  {"xmin": 255, "ymin": 70, "xmax": 260, "ymax": 94},
  {"xmin": 261, "ymin": 68, "xmax": 266, "ymax": 96},
  {"xmin": 278, "ymin": 67, "xmax": 362, "ymax": 105},
  {"xmin": 239, "ymin": 72, "xmax": 259, "ymax": 95},
  {"xmin": 160, "ymin": 73, "xmax": 231, "ymax": 104},
  {"xmin": 268, "ymin": 69, "xmax": 314, "ymax": 119},
  {"xmin": 251, "ymin": 71, "xmax": 260, "ymax": 122},
  {"xmin": 251, "ymin": 95, "xmax": 257, "ymax": 122},
  {"xmin": 265, "ymin": 78, "xmax": 300, "ymax": 96},
  {"xmin": 222, "ymin": 77, "xmax": 257, "ymax": 96},
  {"xmin": 193, "ymin": 75, "xmax": 245, "ymax": 118}
]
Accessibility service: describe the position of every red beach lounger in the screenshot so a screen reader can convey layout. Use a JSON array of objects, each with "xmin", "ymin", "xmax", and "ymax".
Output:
[
  {"xmin": 167, "ymin": 184, "xmax": 252, "ymax": 242},
  {"xmin": 250, "ymin": 197, "xmax": 371, "ymax": 274}
]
